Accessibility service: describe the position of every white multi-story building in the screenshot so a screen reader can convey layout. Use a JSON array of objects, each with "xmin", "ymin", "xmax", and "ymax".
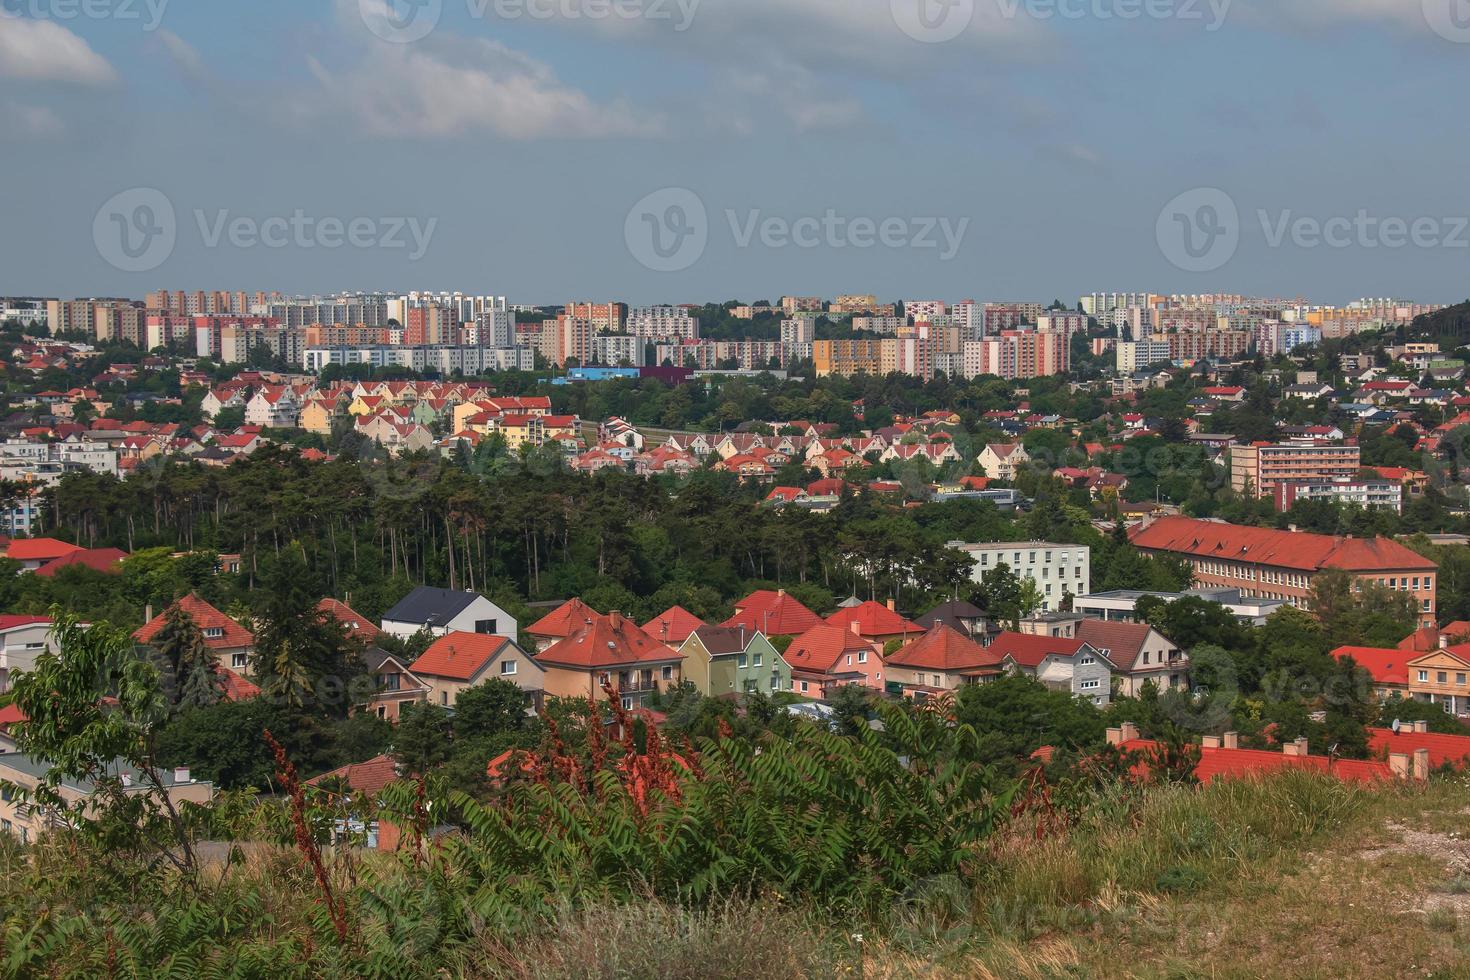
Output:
[
  {"xmin": 780, "ymin": 318, "xmax": 816, "ymax": 345},
  {"xmin": 302, "ymin": 345, "xmax": 535, "ymax": 374},
  {"xmin": 1115, "ymin": 340, "xmax": 1173, "ymax": 374},
  {"xmin": 904, "ymin": 300, "xmax": 947, "ymax": 322},
  {"xmin": 1037, "ymin": 312, "xmax": 1088, "ymax": 338},
  {"xmin": 627, "ymin": 306, "xmax": 699, "ymax": 340},
  {"xmin": 592, "ymin": 334, "xmax": 648, "ymax": 366},
  {"xmin": 952, "ymin": 541, "xmax": 1092, "ymax": 612},
  {"xmin": 851, "ymin": 316, "xmax": 905, "ymax": 334},
  {"xmin": 1081, "ymin": 292, "xmax": 1151, "ymax": 316}
]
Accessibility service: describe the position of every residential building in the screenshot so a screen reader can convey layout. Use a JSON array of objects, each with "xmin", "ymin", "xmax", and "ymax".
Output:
[
  {"xmin": 534, "ymin": 611, "xmax": 684, "ymax": 710},
  {"xmin": 1073, "ymin": 587, "xmax": 1284, "ymax": 627},
  {"xmin": 913, "ymin": 600, "xmax": 997, "ymax": 644},
  {"xmin": 0, "ymin": 615, "xmax": 59, "ymax": 693},
  {"xmin": 1332, "ymin": 645, "xmax": 1410, "ymax": 700},
  {"xmin": 133, "ymin": 594, "xmax": 255, "ymax": 674},
  {"xmin": 678, "ymin": 625, "xmax": 790, "ymax": 697},
  {"xmin": 1406, "ymin": 646, "xmax": 1470, "ymax": 717},
  {"xmin": 1074, "ymin": 620, "xmax": 1188, "ymax": 697},
  {"xmin": 953, "ymin": 541, "xmax": 1092, "ymax": 612},
  {"xmin": 1131, "ymin": 516, "xmax": 1439, "ymax": 627},
  {"xmin": 882, "ymin": 624, "xmax": 1005, "ymax": 696},
  {"xmin": 722, "ymin": 589, "xmax": 823, "ymax": 637},
  {"xmin": 988, "ymin": 631, "xmax": 1112, "ymax": 706},
  {"xmin": 0, "ymin": 756, "xmax": 213, "ymax": 843},
  {"xmin": 824, "ymin": 600, "xmax": 923, "ymax": 645},
  {"xmin": 409, "ymin": 632, "xmax": 542, "ymax": 709},
  {"xmin": 565, "ymin": 302, "xmax": 626, "ymax": 332},
  {"xmin": 783, "ymin": 622, "xmax": 884, "ymax": 698},
  {"xmin": 1115, "ymin": 340, "xmax": 1173, "ymax": 374},
  {"xmin": 303, "ymin": 755, "xmax": 405, "ymax": 851},
  {"xmin": 627, "ymin": 306, "xmax": 699, "ymax": 340},
  {"xmin": 641, "ymin": 605, "xmax": 707, "ymax": 647},
  {"xmin": 379, "ymin": 587, "xmax": 518, "ymax": 641},
  {"xmin": 977, "ymin": 443, "xmax": 1029, "ymax": 481},
  {"xmin": 1230, "ymin": 443, "xmax": 1363, "ymax": 497},
  {"xmin": 1273, "ymin": 479, "xmax": 1402, "ymax": 514},
  {"xmin": 358, "ymin": 647, "xmax": 432, "ymax": 722},
  {"xmin": 526, "ymin": 598, "xmax": 601, "ymax": 653}
]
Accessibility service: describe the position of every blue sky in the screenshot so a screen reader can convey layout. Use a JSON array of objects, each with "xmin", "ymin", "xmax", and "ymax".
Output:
[{"xmin": 3, "ymin": 0, "xmax": 1469, "ymax": 306}]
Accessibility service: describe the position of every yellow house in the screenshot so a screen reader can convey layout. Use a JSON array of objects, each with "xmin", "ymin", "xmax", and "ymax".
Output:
[
  {"xmin": 298, "ymin": 399, "xmax": 338, "ymax": 435},
  {"xmin": 452, "ymin": 401, "xmax": 497, "ymax": 434},
  {"xmin": 497, "ymin": 415, "xmax": 546, "ymax": 451},
  {"xmin": 535, "ymin": 612, "xmax": 684, "ymax": 711},
  {"xmin": 1408, "ymin": 648, "xmax": 1470, "ymax": 716}
]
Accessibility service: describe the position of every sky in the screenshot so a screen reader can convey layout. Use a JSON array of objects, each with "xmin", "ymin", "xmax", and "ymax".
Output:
[{"xmin": 2, "ymin": 0, "xmax": 1469, "ymax": 307}]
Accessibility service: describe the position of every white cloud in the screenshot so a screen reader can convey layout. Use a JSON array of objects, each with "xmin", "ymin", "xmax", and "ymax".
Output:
[
  {"xmin": 0, "ymin": 16, "xmax": 116, "ymax": 85},
  {"xmin": 156, "ymin": 29, "xmax": 207, "ymax": 83}
]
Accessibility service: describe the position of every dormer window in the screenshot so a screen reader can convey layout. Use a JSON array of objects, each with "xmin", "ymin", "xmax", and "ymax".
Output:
[{"xmin": 204, "ymin": 627, "xmax": 224, "ymax": 639}]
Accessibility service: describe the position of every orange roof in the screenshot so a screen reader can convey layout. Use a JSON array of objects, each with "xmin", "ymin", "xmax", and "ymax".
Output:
[
  {"xmin": 885, "ymin": 624, "xmax": 1002, "ymax": 673},
  {"xmin": 316, "ymin": 598, "xmax": 383, "ymax": 643},
  {"xmin": 988, "ymin": 631, "xmax": 1089, "ymax": 669},
  {"xmin": 219, "ymin": 666, "xmax": 261, "ymax": 701},
  {"xmin": 1367, "ymin": 726, "xmax": 1470, "ymax": 769},
  {"xmin": 34, "ymin": 547, "xmax": 127, "ymax": 578},
  {"xmin": 305, "ymin": 754, "xmax": 401, "ymax": 795},
  {"xmin": 783, "ymin": 622, "xmax": 877, "ymax": 675},
  {"xmin": 526, "ymin": 598, "xmax": 601, "ymax": 639},
  {"xmin": 642, "ymin": 605, "xmax": 707, "ymax": 645},
  {"xmin": 0, "ymin": 704, "xmax": 26, "ymax": 728},
  {"xmin": 1131, "ymin": 516, "xmax": 1437, "ymax": 573},
  {"xmin": 1119, "ymin": 737, "xmax": 1395, "ymax": 784},
  {"xmin": 535, "ymin": 613, "xmax": 681, "ymax": 670},
  {"xmin": 6, "ymin": 538, "xmax": 84, "ymax": 562},
  {"xmin": 133, "ymin": 594, "xmax": 254, "ymax": 651},
  {"xmin": 824, "ymin": 601, "xmax": 922, "ymax": 639},
  {"xmin": 722, "ymin": 590, "xmax": 822, "ymax": 636},
  {"xmin": 1333, "ymin": 646, "xmax": 1410, "ymax": 686},
  {"xmin": 410, "ymin": 632, "xmax": 514, "ymax": 681}
]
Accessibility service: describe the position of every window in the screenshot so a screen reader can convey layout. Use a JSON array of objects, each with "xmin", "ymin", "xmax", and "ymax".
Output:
[
  {"xmin": 231, "ymin": 653, "xmax": 247, "ymax": 669},
  {"xmin": 753, "ymin": 651, "xmax": 762, "ymax": 667},
  {"xmin": 204, "ymin": 627, "xmax": 224, "ymax": 639},
  {"xmin": 932, "ymin": 675, "xmax": 941, "ymax": 687},
  {"xmin": 662, "ymin": 665, "xmax": 674, "ymax": 680},
  {"xmin": 1080, "ymin": 679, "xmax": 1100, "ymax": 690},
  {"xmin": 858, "ymin": 651, "xmax": 868, "ymax": 664},
  {"xmin": 440, "ymin": 692, "xmax": 448, "ymax": 705},
  {"xmin": 377, "ymin": 706, "xmax": 386, "ymax": 719},
  {"xmin": 845, "ymin": 655, "xmax": 853, "ymax": 666},
  {"xmin": 1142, "ymin": 652, "xmax": 1150, "ymax": 665},
  {"xmin": 621, "ymin": 696, "xmax": 633, "ymax": 710},
  {"xmin": 475, "ymin": 619, "xmax": 497, "ymax": 635},
  {"xmin": 1080, "ymin": 656, "xmax": 1095, "ymax": 666},
  {"xmin": 500, "ymin": 660, "xmax": 517, "ymax": 676},
  {"xmin": 800, "ymin": 681, "xmax": 809, "ymax": 693},
  {"xmin": 1458, "ymin": 673, "xmax": 1466, "ymax": 686},
  {"xmin": 737, "ymin": 654, "xmax": 747, "ymax": 669},
  {"xmin": 1440, "ymin": 672, "xmax": 1449, "ymax": 684}
]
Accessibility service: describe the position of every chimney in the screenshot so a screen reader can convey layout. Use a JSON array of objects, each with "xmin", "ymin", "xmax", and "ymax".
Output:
[
  {"xmin": 1414, "ymin": 748, "xmax": 1431, "ymax": 781},
  {"xmin": 1105, "ymin": 726, "xmax": 1123, "ymax": 746},
  {"xmin": 886, "ymin": 598, "xmax": 896, "ymax": 612},
  {"xmin": 1441, "ymin": 634, "xmax": 1450, "ymax": 650},
  {"xmin": 1201, "ymin": 735, "xmax": 1222, "ymax": 749},
  {"xmin": 739, "ymin": 625, "xmax": 746, "ymax": 647},
  {"xmin": 121, "ymin": 773, "xmax": 133, "ymax": 788},
  {"xmin": 1284, "ymin": 737, "xmax": 1309, "ymax": 757},
  {"xmin": 144, "ymin": 603, "xmax": 153, "ymax": 623},
  {"xmin": 777, "ymin": 589, "xmax": 785, "ymax": 597},
  {"xmin": 1120, "ymin": 721, "xmax": 1140, "ymax": 744},
  {"xmin": 173, "ymin": 766, "xmax": 191, "ymax": 783},
  {"xmin": 850, "ymin": 620, "xmax": 862, "ymax": 636},
  {"xmin": 1414, "ymin": 719, "xmax": 1430, "ymax": 734},
  {"xmin": 1223, "ymin": 731, "xmax": 1239, "ymax": 750},
  {"xmin": 1389, "ymin": 753, "xmax": 1412, "ymax": 779},
  {"xmin": 608, "ymin": 610, "xmax": 622, "ymax": 629}
]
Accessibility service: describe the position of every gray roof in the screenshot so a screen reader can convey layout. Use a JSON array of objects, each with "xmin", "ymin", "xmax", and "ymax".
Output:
[
  {"xmin": 916, "ymin": 600, "xmax": 985, "ymax": 629},
  {"xmin": 690, "ymin": 626, "xmax": 747, "ymax": 656},
  {"xmin": 0, "ymin": 753, "xmax": 209, "ymax": 794},
  {"xmin": 382, "ymin": 587, "xmax": 484, "ymax": 626}
]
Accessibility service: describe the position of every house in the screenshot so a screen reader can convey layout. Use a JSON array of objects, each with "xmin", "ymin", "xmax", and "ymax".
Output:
[
  {"xmin": 1075, "ymin": 620, "xmax": 1188, "ymax": 697},
  {"xmin": 978, "ymin": 443, "xmax": 1028, "ymax": 482},
  {"xmin": 1405, "ymin": 647, "xmax": 1470, "ymax": 717},
  {"xmin": 678, "ymin": 625, "xmax": 790, "ymax": 697},
  {"xmin": 304, "ymin": 755, "xmax": 405, "ymax": 852},
  {"xmin": 1332, "ymin": 645, "xmax": 1411, "ymax": 699},
  {"xmin": 358, "ymin": 647, "xmax": 432, "ymax": 722},
  {"xmin": 883, "ymin": 624, "xmax": 1006, "ymax": 697},
  {"xmin": 408, "ymin": 632, "xmax": 542, "ymax": 709},
  {"xmin": 722, "ymin": 589, "xmax": 823, "ymax": 637},
  {"xmin": 824, "ymin": 600, "xmax": 923, "ymax": 645},
  {"xmin": 1397, "ymin": 622, "xmax": 1470, "ymax": 653},
  {"xmin": 914, "ymin": 600, "xmax": 998, "ymax": 644},
  {"xmin": 317, "ymin": 598, "xmax": 384, "ymax": 646},
  {"xmin": 783, "ymin": 622, "xmax": 884, "ymax": 699},
  {"xmin": 533, "ymin": 611, "xmax": 684, "ymax": 710},
  {"xmin": 380, "ymin": 587, "xmax": 517, "ymax": 642},
  {"xmin": 642, "ymin": 605, "xmax": 707, "ymax": 646},
  {"xmin": 988, "ymin": 631, "xmax": 1112, "ymax": 706},
  {"xmin": 0, "ymin": 615, "xmax": 59, "ymax": 692},
  {"xmin": 525, "ymin": 598, "xmax": 601, "ymax": 653},
  {"xmin": 5, "ymin": 538, "xmax": 83, "ymax": 572},
  {"xmin": 0, "ymin": 755, "xmax": 213, "ymax": 843},
  {"xmin": 133, "ymin": 594, "xmax": 255, "ymax": 674}
]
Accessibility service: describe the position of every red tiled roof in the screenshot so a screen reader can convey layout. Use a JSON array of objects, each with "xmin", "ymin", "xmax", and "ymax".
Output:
[
  {"xmin": 1130, "ymin": 516, "xmax": 1437, "ymax": 573},
  {"xmin": 34, "ymin": 547, "xmax": 127, "ymax": 578},
  {"xmin": 987, "ymin": 631, "xmax": 1089, "ymax": 669},
  {"xmin": 6, "ymin": 538, "xmax": 84, "ymax": 562},
  {"xmin": 316, "ymin": 598, "xmax": 383, "ymax": 643},
  {"xmin": 526, "ymin": 598, "xmax": 601, "ymax": 639},
  {"xmin": 642, "ymin": 605, "xmax": 707, "ymax": 646},
  {"xmin": 1333, "ymin": 646, "xmax": 1410, "ymax": 686},
  {"xmin": 535, "ymin": 613, "xmax": 681, "ymax": 670},
  {"xmin": 0, "ymin": 615, "xmax": 51, "ymax": 631},
  {"xmin": 1075, "ymin": 620, "xmax": 1155, "ymax": 669},
  {"xmin": 1367, "ymin": 726, "xmax": 1470, "ymax": 769},
  {"xmin": 133, "ymin": 594, "xmax": 254, "ymax": 651},
  {"xmin": 410, "ymin": 632, "xmax": 513, "ymax": 681},
  {"xmin": 219, "ymin": 666, "xmax": 261, "ymax": 702},
  {"xmin": 305, "ymin": 754, "xmax": 401, "ymax": 795},
  {"xmin": 1119, "ymin": 737, "xmax": 1395, "ymax": 784},
  {"xmin": 884, "ymin": 624, "xmax": 1002, "ymax": 673},
  {"xmin": 0, "ymin": 704, "xmax": 27, "ymax": 728},
  {"xmin": 824, "ymin": 601, "xmax": 922, "ymax": 639},
  {"xmin": 722, "ymin": 590, "xmax": 822, "ymax": 636},
  {"xmin": 783, "ymin": 623, "xmax": 877, "ymax": 675}
]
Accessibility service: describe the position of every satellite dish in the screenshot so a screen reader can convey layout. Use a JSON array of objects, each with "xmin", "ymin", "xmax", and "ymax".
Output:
[{"xmin": 1391, "ymin": 718, "xmax": 1402, "ymax": 735}]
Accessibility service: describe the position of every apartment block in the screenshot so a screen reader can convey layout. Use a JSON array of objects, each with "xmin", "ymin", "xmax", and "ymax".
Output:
[
  {"xmin": 953, "ymin": 541, "xmax": 1092, "ymax": 612},
  {"xmin": 1274, "ymin": 479, "xmax": 1402, "ymax": 514},
  {"xmin": 627, "ymin": 306, "xmax": 699, "ymax": 340},
  {"xmin": 1230, "ymin": 443, "xmax": 1363, "ymax": 497}
]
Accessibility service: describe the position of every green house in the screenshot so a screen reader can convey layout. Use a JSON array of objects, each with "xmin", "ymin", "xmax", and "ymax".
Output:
[{"xmin": 679, "ymin": 625, "xmax": 790, "ymax": 697}]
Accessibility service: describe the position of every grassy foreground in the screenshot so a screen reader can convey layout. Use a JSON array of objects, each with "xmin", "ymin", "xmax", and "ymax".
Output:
[{"xmin": 3, "ymin": 772, "xmax": 1470, "ymax": 977}]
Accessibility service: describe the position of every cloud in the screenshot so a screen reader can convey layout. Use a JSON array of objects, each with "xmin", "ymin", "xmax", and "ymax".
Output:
[
  {"xmin": 722, "ymin": 65, "xmax": 865, "ymax": 133},
  {"xmin": 305, "ymin": 37, "xmax": 663, "ymax": 139},
  {"xmin": 0, "ymin": 16, "xmax": 116, "ymax": 85},
  {"xmin": 1229, "ymin": 0, "xmax": 1441, "ymax": 35},
  {"xmin": 156, "ymin": 29, "xmax": 207, "ymax": 83}
]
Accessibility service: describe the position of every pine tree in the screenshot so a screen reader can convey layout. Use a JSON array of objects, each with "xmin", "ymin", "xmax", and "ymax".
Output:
[{"xmin": 149, "ymin": 603, "xmax": 222, "ymax": 708}]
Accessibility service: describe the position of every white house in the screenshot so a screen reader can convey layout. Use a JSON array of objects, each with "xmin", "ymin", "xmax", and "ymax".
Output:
[{"xmin": 379, "ymin": 587, "xmax": 519, "ymax": 642}]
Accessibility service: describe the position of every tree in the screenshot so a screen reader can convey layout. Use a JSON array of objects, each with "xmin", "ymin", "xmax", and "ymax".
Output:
[
  {"xmin": 453, "ymin": 679, "xmax": 530, "ymax": 741},
  {"xmin": 148, "ymin": 604, "xmax": 222, "ymax": 709},
  {"xmin": 251, "ymin": 543, "xmax": 361, "ymax": 716},
  {"xmin": 393, "ymin": 702, "xmax": 454, "ymax": 773}
]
